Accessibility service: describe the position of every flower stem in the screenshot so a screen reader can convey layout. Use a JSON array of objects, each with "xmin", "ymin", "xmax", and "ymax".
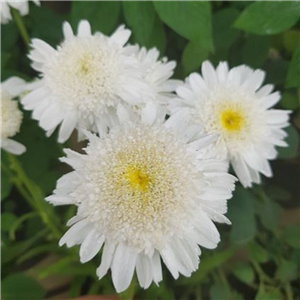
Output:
[
  {"xmin": 284, "ymin": 283, "xmax": 294, "ymax": 300},
  {"xmin": 11, "ymin": 8, "xmax": 30, "ymax": 47},
  {"xmin": 7, "ymin": 154, "xmax": 62, "ymax": 239}
]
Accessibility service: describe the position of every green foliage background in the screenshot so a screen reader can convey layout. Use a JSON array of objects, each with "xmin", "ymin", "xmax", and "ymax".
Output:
[{"xmin": 1, "ymin": 1, "xmax": 299, "ymax": 300}]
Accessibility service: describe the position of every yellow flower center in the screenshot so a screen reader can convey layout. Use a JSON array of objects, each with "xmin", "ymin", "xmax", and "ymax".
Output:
[
  {"xmin": 124, "ymin": 166, "xmax": 151, "ymax": 193},
  {"xmin": 220, "ymin": 108, "xmax": 244, "ymax": 132}
]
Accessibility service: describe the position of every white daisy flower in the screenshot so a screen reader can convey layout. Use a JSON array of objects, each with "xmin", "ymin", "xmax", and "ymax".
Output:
[
  {"xmin": 22, "ymin": 20, "xmax": 148, "ymax": 143},
  {"xmin": 128, "ymin": 45, "xmax": 181, "ymax": 106},
  {"xmin": 1, "ymin": 0, "xmax": 40, "ymax": 24},
  {"xmin": 1, "ymin": 77, "xmax": 26, "ymax": 155},
  {"xmin": 46, "ymin": 103, "xmax": 236, "ymax": 292},
  {"xmin": 170, "ymin": 61, "xmax": 291, "ymax": 187}
]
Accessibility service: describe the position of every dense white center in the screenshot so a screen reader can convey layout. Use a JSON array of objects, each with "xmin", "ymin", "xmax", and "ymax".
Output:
[
  {"xmin": 1, "ymin": 90, "xmax": 23, "ymax": 139},
  {"xmin": 45, "ymin": 37, "xmax": 121, "ymax": 118},
  {"xmin": 76, "ymin": 124, "xmax": 201, "ymax": 251}
]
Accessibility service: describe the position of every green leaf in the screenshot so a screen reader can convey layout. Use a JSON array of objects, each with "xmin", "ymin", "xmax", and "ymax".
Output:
[
  {"xmin": 1, "ymin": 22, "xmax": 18, "ymax": 51},
  {"xmin": 235, "ymin": 1, "xmax": 300, "ymax": 35},
  {"xmin": 147, "ymin": 15, "xmax": 167, "ymax": 54},
  {"xmin": 210, "ymin": 282, "xmax": 231, "ymax": 300},
  {"xmin": 2, "ymin": 273, "xmax": 46, "ymax": 300},
  {"xmin": 232, "ymin": 263, "xmax": 255, "ymax": 284},
  {"xmin": 242, "ymin": 35, "xmax": 270, "ymax": 68},
  {"xmin": 1, "ymin": 174, "xmax": 12, "ymax": 201},
  {"xmin": 286, "ymin": 44, "xmax": 300, "ymax": 89},
  {"xmin": 276, "ymin": 259, "xmax": 298, "ymax": 283},
  {"xmin": 30, "ymin": 5, "xmax": 65, "ymax": 46},
  {"xmin": 277, "ymin": 126, "xmax": 299, "ymax": 159},
  {"xmin": 213, "ymin": 8, "xmax": 240, "ymax": 53},
  {"xmin": 182, "ymin": 41, "xmax": 209, "ymax": 75},
  {"xmin": 265, "ymin": 60, "xmax": 289, "ymax": 85},
  {"xmin": 123, "ymin": 2, "xmax": 156, "ymax": 47},
  {"xmin": 256, "ymin": 196, "xmax": 281, "ymax": 232},
  {"xmin": 255, "ymin": 288, "xmax": 282, "ymax": 300},
  {"xmin": 283, "ymin": 30, "xmax": 300, "ymax": 54},
  {"xmin": 247, "ymin": 242, "xmax": 269, "ymax": 263},
  {"xmin": 1, "ymin": 213, "xmax": 17, "ymax": 232},
  {"xmin": 154, "ymin": 1, "xmax": 212, "ymax": 49},
  {"xmin": 179, "ymin": 248, "xmax": 235, "ymax": 285},
  {"xmin": 228, "ymin": 187, "xmax": 256, "ymax": 245},
  {"xmin": 71, "ymin": 1, "xmax": 121, "ymax": 35},
  {"xmin": 281, "ymin": 92, "xmax": 299, "ymax": 110},
  {"xmin": 283, "ymin": 225, "xmax": 300, "ymax": 249}
]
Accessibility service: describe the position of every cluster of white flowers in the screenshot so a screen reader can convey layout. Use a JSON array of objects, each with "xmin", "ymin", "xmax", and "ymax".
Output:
[{"xmin": 2, "ymin": 17, "xmax": 290, "ymax": 293}]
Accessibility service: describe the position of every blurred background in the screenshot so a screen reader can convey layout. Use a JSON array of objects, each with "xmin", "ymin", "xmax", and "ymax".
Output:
[{"xmin": 1, "ymin": 1, "xmax": 299, "ymax": 300}]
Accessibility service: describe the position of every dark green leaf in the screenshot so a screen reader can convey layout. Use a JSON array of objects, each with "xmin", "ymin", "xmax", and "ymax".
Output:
[
  {"xmin": 277, "ymin": 126, "xmax": 299, "ymax": 159},
  {"xmin": 232, "ymin": 263, "xmax": 255, "ymax": 284},
  {"xmin": 247, "ymin": 242, "xmax": 269, "ymax": 263},
  {"xmin": 256, "ymin": 196, "xmax": 281, "ymax": 232},
  {"xmin": 147, "ymin": 15, "xmax": 167, "ymax": 54},
  {"xmin": 182, "ymin": 41, "xmax": 209, "ymax": 75},
  {"xmin": 179, "ymin": 248, "xmax": 235, "ymax": 285},
  {"xmin": 255, "ymin": 288, "xmax": 282, "ymax": 300},
  {"xmin": 228, "ymin": 187, "xmax": 256, "ymax": 245},
  {"xmin": 154, "ymin": 1, "xmax": 212, "ymax": 49},
  {"xmin": 235, "ymin": 2, "xmax": 300, "ymax": 35},
  {"xmin": 30, "ymin": 5, "xmax": 65, "ymax": 46},
  {"xmin": 2, "ymin": 273, "xmax": 46, "ymax": 300},
  {"xmin": 243, "ymin": 35, "xmax": 270, "ymax": 68},
  {"xmin": 1, "ymin": 174, "xmax": 12, "ymax": 201},
  {"xmin": 213, "ymin": 8, "xmax": 240, "ymax": 53},
  {"xmin": 210, "ymin": 282, "xmax": 231, "ymax": 300},
  {"xmin": 276, "ymin": 259, "xmax": 298, "ymax": 283},
  {"xmin": 71, "ymin": 1, "xmax": 121, "ymax": 35},
  {"xmin": 123, "ymin": 1, "xmax": 156, "ymax": 47},
  {"xmin": 283, "ymin": 225, "xmax": 300, "ymax": 249},
  {"xmin": 265, "ymin": 60, "xmax": 288, "ymax": 85},
  {"xmin": 281, "ymin": 92, "xmax": 299, "ymax": 110},
  {"xmin": 1, "ymin": 22, "xmax": 18, "ymax": 51},
  {"xmin": 286, "ymin": 44, "xmax": 300, "ymax": 89},
  {"xmin": 1, "ymin": 213, "xmax": 17, "ymax": 232}
]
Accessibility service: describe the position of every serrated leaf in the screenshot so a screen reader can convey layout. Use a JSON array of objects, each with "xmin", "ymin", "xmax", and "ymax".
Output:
[
  {"xmin": 154, "ymin": 1, "xmax": 212, "ymax": 50},
  {"xmin": 235, "ymin": 1, "xmax": 300, "ymax": 35}
]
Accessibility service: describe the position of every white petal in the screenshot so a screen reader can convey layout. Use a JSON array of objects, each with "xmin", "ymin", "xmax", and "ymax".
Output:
[
  {"xmin": 111, "ymin": 244, "xmax": 137, "ymax": 293},
  {"xmin": 231, "ymin": 155, "xmax": 252, "ymax": 188},
  {"xmin": 2, "ymin": 139, "xmax": 26, "ymax": 155},
  {"xmin": 141, "ymin": 102, "xmax": 157, "ymax": 125},
  {"xmin": 58, "ymin": 111, "xmax": 78, "ymax": 143},
  {"xmin": 77, "ymin": 20, "xmax": 91, "ymax": 37},
  {"xmin": 2, "ymin": 77, "xmax": 26, "ymax": 97},
  {"xmin": 201, "ymin": 61, "xmax": 217, "ymax": 86},
  {"xmin": 111, "ymin": 25, "xmax": 131, "ymax": 47},
  {"xmin": 80, "ymin": 230, "xmax": 105, "ymax": 263},
  {"xmin": 63, "ymin": 22, "xmax": 74, "ymax": 40},
  {"xmin": 97, "ymin": 242, "xmax": 116, "ymax": 280}
]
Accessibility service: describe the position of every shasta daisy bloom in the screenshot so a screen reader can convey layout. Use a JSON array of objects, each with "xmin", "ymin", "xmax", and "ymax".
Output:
[
  {"xmin": 1, "ymin": 77, "xmax": 26, "ymax": 155},
  {"xmin": 46, "ymin": 103, "xmax": 236, "ymax": 292},
  {"xmin": 128, "ymin": 45, "xmax": 181, "ymax": 105},
  {"xmin": 1, "ymin": 0, "xmax": 40, "ymax": 24},
  {"xmin": 170, "ymin": 61, "xmax": 291, "ymax": 187},
  {"xmin": 22, "ymin": 20, "xmax": 148, "ymax": 143}
]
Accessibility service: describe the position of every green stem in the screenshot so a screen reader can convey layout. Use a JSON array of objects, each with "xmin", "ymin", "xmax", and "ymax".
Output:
[
  {"xmin": 284, "ymin": 283, "xmax": 293, "ymax": 300},
  {"xmin": 217, "ymin": 267, "xmax": 231, "ymax": 291},
  {"xmin": 251, "ymin": 260, "xmax": 273, "ymax": 284},
  {"xmin": 7, "ymin": 154, "xmax": 62, "ymax": 239},
  {"xmin": 11, "ymin": 8, "xmax": 30, "ymax": 47}
]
